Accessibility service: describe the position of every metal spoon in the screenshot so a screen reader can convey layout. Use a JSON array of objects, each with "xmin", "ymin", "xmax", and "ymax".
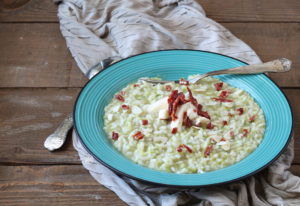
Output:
[
  {"xmin": 140, "ymin": 58, "xmax": 292, "ymax": 84},
  {"xmin": 44, "ymin": 56, "xmax": 122, "ymax": 151}
]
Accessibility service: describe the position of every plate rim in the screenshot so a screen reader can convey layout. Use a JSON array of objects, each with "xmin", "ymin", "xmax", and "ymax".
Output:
[{"xmin": 73, "ymin": 49, "xmax": 294, "ymax": 188}]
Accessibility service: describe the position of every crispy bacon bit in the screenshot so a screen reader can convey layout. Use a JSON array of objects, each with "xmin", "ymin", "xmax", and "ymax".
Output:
[
  {"xmin": 112, "ymin": 132, "xmax": 119, "ymax": 141},
  {"xmin": 214, "ymin": 82, "xmax": 223, "ymax": 91},
  {"xmin": 197, "ymin": 104, "xmax": 203, "ymax": 112},
  {"xmin": 222, "ymin": 121, "xmax": 228, "ymax": 126},
  {"xmin": 171, "ymin": 127, "xmax": 178, "ymax": 134},
  {"xmin": 237, "ymin": 108, "xmax": 244, "ymax": 115},
  {"xmin": 198, "ymin": 110, "xmax": 211, "ymax": 119},
  {"xmin": 177, "ymin": 145, "xmax": 183, "ymax": 152},
  {"xmin": 221, "ymin": 137, "xmax": 226, "ymax": 141},
  {"xmin": 206, "ymin": 122, "xmax": 214, "ymax": 129},
  {"xmin": 228, "ymin": 113, "xmax": 233, "ymax": 118},
  {"xmin": 142, "ymin": 120, "xmax": 148, "ymax": 125},
  {"xmin": 187, "ymin": 87, "xmax": 197, "ymax": 107},
  {"xmin": 212, "ymin": 98, "xmax": 233, "ymax": 102},
  {"xmin": 133, "ymin": 131, "xmax": 144, "ymax": 140},
  {"xmin": 183, "ymin": 144, "xmax": 193, "ymax": 153},
  {"xmin": 168, "ymin": 90, "xmax": 178, "ymax": 116},
  {"xmin": 171, "ymin": 92, "xmax": 189, "ymax": 120},
  {"xmin": 179, "ymin": 78, "xmax": 189, "ymax": 85},
  {"xmin": 165, "ymin": 85, "xmax": 172, "ymax": 91},
  {"xmin": 121, "ymin": 105, "xmax": 130, "ymax": 110},
  {"xmin": 133, "ymin": 84, "xmax": 139, "ymax": 88},
  {"xmin": 204, "ymin": 145, "xmax": 213, "ymax": 157},
  {"xmin": 249, "ymin": 115, "xmax": 256, "ymax": 122},
  {"xmin": 115, "ymin": 94, "xmax": 124, "ymax": 102},
  {"xmin": 242, "ymin": 129, "xmax": 248, "ymax": 137},
  {"xmin": 183, "ymin": 112, "xmax": 192, "ymax": 128},
  {"xmin": 219, "ymin": 91, "xmax": 229, "ymax": 98},
  {"xmin": 177, "ymin": 144, "xmax": 193, "ymax": 153},
  {"xmin": 230, "ymin": 131, "xmax": 234, "ymax": 138}
]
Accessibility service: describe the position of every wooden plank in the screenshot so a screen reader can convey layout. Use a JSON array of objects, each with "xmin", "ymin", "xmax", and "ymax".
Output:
[
  {"xmin": 0, "ymin": 164, "xmax": 300, "ymax": 205},
  {"xmin": 1, "ymin": 0, "xmax": 300, "ymax": 23},
  {"xmin": 0, "ymin": 165, "xmax": 126, "ymax": 206},
  {"xmin": 0, "ymin": 0, "xmax": 58, "ymax": 22},
  {"xmin": 199, "ymin": 0, "xmax": 300, "ymax": 23},
  {"xmin": 0, "ymin": 23, "xmax": 86, "ymax": 88},
  {"xmin": 0, "ymin": 88, "xmax": 299, "ymax": 164},
  {"xmin": 224, "ymin": 23, "xmax": 300, "ymax": 87},
  {"xmin": 0, "ymin": 23, "xmax": 299, "ymax": 88},
  {"xmin": 0, "ymin": 88, "xmax": 81, "ymax": 164}
]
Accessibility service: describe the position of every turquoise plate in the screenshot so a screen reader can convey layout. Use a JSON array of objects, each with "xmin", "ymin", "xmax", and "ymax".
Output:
[{"xmin": 74, "ymin": 50, "xmax": 293, "ymax": 187}]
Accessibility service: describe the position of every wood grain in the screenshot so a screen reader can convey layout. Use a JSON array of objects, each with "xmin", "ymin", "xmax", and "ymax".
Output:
[
  {"xmin": 225, "ymin": 23, "xmax": 300, "ymax": 86},
  {"xmin": 0, "ymin": 164, "xmax": 300, "ymax": 205},
  {"xmin": 0, "ymin": 23, "xmax": 86, "ymax": 88},
  {"xmin": 1, "ymin": 0, "xmax": 300, "ymax": 23},
  {"xmin": 0, "ymin": 165, "xmax": 126, "ymax": 206},
  {"xmin": 0, "ymin": 23, "xmax": 299, "ymax": 88},
  {"xmin": 0, "ymin": 88, "xmax": 81, "ymax": 164},
  {"xmin": 0, "ymin": 88, "xmax": 299, "ymax": 164}
]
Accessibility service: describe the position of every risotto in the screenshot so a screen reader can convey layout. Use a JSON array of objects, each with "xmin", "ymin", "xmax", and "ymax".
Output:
[{"xmin": 103, "ymin": 76, "xmax": 265, "ymax": 174}]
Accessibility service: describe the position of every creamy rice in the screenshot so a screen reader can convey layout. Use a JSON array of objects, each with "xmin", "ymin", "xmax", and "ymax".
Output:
[{"xmin": 103, "ymin": 76, "xmax": 265, "ymax": 174}]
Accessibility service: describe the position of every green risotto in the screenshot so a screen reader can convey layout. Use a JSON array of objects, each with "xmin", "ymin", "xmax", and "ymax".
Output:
[{"xmin": 103, "ymin": 76, "xmax": 265, "ymax": 174}]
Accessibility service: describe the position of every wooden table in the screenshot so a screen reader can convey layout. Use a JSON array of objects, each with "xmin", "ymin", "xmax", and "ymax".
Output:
[{"xmin": 0, "ymin": 0, "xmax": 299, "ymax": 205}]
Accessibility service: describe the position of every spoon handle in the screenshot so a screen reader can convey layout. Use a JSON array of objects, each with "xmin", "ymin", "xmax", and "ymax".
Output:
[
  {"xmin": 44, "ymin": 56, "xmax": 121, "ymax": 151},
  {"xmin": 44, "ymin": 114, "xmax": 73, "ymax": 151},
  {"xmin": 206, "ymin": 58, "xmax": 292, "ymax": 76}
]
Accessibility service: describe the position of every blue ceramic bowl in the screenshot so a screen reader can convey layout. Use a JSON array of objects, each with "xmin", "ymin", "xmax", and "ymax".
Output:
[{"xmin": 74, "ymin": 50, "xmax": 293, "ymax": 187}]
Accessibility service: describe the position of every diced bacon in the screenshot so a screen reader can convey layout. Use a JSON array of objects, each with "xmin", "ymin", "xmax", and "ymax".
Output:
[
  {"xmin": 219, "ymin": 91, "xmax": 229, "ymax": 98},
  {"xmin": 179, "ymin": 78, "xmax": 189, "ymax": 85},
  {"xmin": 237, "ymin": 108, "xmax": 244, "ymax": 115},
  {"xmin": 171, "ymin": 92, "xmax": 189, "ymax": 120},
  {"xmin": 214, "ymin": 82, "xmax": 223, "ymax": 91},
  {"xmin": 165, "ymin": 85, "xmax": 172, "ymax": 91},
  {"xmin": 222, "ymin": 121, "xmax": 228, "ymax": 126},
  {"xmin": 212, "ymin": 98, "xmax": 233, "ymax": 102},
  {"xmin": 249, "ymin": 115, "xmax": 256, "ymax": 122},
  {"xmin": 228, "ymin": 113, "xmax": 233, "ymax": 118},
  {"xmin": 142, "ymin": 120, "xmax": 148, "ymax": 125},
  {"xmin": 230, "ymin": 131, "xmax": 234, "ymax": 138},
  {"xmin": 121, "ymin": 105, "xmax": 130, "ymax": 110},
  {"xmin": 204, "ymin": 145, "xmax": 213, "ymax": 157},
  {"xmin": 198, "ymin": 110, "xmax": 211, "ymax": 119},
  {"xmin": 168, "ymin": 90, "xmax": 178, "ymax": 115},
  {"xmin": 177, "ymin": 144, "xmax": 193, "ymax": 153},
  {"xmin": 183, "ymin": 144, "xmax": 193, "ymax": 153},
  {"xmin": 115, "ymin": 94, "xmax": 124, "ymax": 102},
  {"xmin": 196, "ymin": 103, "xmax": 203, "ymax": 115},
  {"xmin": 187, "ymin": 87, "xmax": 197, "ymax": 107},
  {"xmin": 177, "ymin": 145, "xmax": 183, "ymax": 152},
  {"xmin": 206, "ymin": 122, "xmax": 214, "ymax": 129},
  {"xmin": 133, "ymin": 131, "xmax": 144, "ymax": 140},
  {"xmin": 112, "ymin": 132, "xmax": 119, "ymax": 141},
  {"xmin": 242, "ymin": 129, "xmax": 248, "ymax": 137},
  {"xmin": 183, "ymin": 112, "xmax": 192, "ymax": 128},
  {"xmin": 133, "ymin": 84, "xmax": 139, "ymax": 88},
  {"xmin": 221, "ymin": 137, "xmax": 226, "ymax": 141},
  {"xmin": 171, "ymin": 127, "xmax": 178, "ymax": 134}
]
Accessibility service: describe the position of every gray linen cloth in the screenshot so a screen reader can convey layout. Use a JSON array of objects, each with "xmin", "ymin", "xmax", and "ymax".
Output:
[{"xmin": 56, "ymin": 0, "xmax": 300, "ymax": 205}]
